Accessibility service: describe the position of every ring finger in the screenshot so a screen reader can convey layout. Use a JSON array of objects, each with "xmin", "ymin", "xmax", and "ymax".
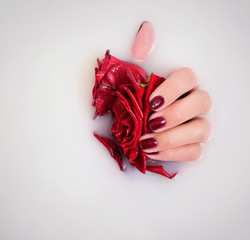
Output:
[{"xmin": 139, "ymin": 118, "xmax": 210, "ymax": 153}]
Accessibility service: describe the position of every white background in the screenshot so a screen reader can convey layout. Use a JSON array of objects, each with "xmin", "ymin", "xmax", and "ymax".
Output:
[{"xmin": 1, "ymin": 0, "xmax": 250, "ymax": 239}]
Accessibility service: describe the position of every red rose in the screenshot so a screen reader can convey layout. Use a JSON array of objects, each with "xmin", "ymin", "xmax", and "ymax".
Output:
[
  {"xmin": 92, "ymin": 50, "xmax": 147, "ymax": 118},
  {"xmin": 93, "ymin": 50, "xmax": 176, "ymax": 179}
]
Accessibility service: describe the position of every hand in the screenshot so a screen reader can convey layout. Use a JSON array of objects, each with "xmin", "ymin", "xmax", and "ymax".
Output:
[{"xmin": 139, "ymin": 68, "xmax": 212, "ymax": 161}]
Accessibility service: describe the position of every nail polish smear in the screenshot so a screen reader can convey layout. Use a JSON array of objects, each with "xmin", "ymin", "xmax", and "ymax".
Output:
[
  {"xmin": 149, "ymin": 96, "xmax": 164, "ymax": 111},
  {"xmin": 132, "ymin": 21, "xmax": 155, "ymax": 61}
]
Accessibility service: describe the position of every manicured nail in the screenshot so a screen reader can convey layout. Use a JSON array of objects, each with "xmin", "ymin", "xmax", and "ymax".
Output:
[
  {"xmin": 149, "ymin": 116, "xmax": 166, "ymax": 131},
  {"xmin": 139, "ymin": 138, "xmax": 158, "ymax": 150},
  {"xmin": 147, "ymin": 151, "xmax": 159, "ymax": 155},
  {"xmin": 149, "ymin": 96, "xmax": 164, "ymax": 111}
]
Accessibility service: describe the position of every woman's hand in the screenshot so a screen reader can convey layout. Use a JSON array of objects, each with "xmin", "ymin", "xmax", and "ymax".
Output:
[{"xmin": 139, "ymin": 68, "xmax": 212, "ymax": 161}]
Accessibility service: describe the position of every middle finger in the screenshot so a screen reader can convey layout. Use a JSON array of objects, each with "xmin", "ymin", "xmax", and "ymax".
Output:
[{"xmin": 148, "ymin": 89, "xmax": 212, "ymax": 132}]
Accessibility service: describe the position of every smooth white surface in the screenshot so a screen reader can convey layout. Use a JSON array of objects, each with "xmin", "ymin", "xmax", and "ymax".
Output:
[{"xmin": 1, "ymin": 0, "xmax": 250, "ymax": 239}]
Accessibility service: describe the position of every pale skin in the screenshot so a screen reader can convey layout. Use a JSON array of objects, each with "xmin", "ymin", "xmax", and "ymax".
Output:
[{"xmin": 140, "ymin": 67, "xmax": 212, "ymax": 161}]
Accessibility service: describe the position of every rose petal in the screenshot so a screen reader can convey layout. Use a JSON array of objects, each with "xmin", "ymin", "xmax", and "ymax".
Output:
[
  {"xmin": 121, "ymin": 86, "xmax": 143, "ymax": 119},
  {"xmin": 116, "ymin": 112, "xmax": 131, "ymax": 144},
  {"xmin": 96, "ymin": 50, "xmax": 147, "ymax": 85},
  {"xmin": 114, "ymin": 92, "xmax": 141, "ymax": 148},
  {"xmin": 93, "ymin": 89, "xmax": 116, "ymax": 117},
  {"xmin": 146, "ymin": 165, "xmax": 177, "ymax": 179},
  {"xmin": 93, "ymin": 134, "xmax": 123, "ymax": 170},
  {"xmin": 132, "ymin": 150, "xmax": 147, "ymax": 173},
  {"xmin": 126, "ymin": 68, "xmax": 146, "ymax": 108},
  {"xmin": 143, "ymin": 73, "xmax": 165, "ymax": 133},
  {"xmin": 93, "ymin": 50, "xmax": 147, "ymax": 117}
]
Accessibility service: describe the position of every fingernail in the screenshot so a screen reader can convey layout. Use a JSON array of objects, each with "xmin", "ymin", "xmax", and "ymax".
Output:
[
  {"xmin": 147, "ymin": 151, "xmax": 159, "ymax": 155},
  {"xmin": 149, "ymin": 96, "xmax": 164, "ymax": 111},
  {"xmin": 139, "ymin": 138, "xmax": 158, "ymax": 150},
  {"xmin": 149, "ymin": 116, "xmax": 166, "ymax": 131}
]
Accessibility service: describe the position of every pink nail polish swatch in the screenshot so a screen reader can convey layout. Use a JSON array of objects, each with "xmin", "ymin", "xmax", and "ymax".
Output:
[{"xmin": 132, "ymin": 21, "xmax": 155, "ymax": 61}]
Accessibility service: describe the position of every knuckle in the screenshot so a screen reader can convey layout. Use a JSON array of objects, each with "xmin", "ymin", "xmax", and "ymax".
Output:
[
  {"xmin": 162, "ymin": 149, "xmax": 171, "ymax": 160},
  {"xmin": 188, "ymin": 144, "xmax": 202, "ymax": 161},
  {"xmin": 180, "ymin": 67, "xmax": 195, "ymax": 78},
  {"xmin": 180, "ymin": 67, "xmax": 197, "ymax": 85},
  {"xmin": 196, "ymin": 90, "xmax": 212, "ymax": 113},
  {"xmin": 171, "ymin": 105, "xmax": 182, "ymax": 122},
  {"xmin": 202, "ymin": 91, "xmax": 212, "ymax": 112},
  {"xmin": 164, "ymin": 134, "xmax": 175, "ymax": 148},
  {"xmin": 196, "ymin": 118, "xmax": 211, "ymax": 141}
]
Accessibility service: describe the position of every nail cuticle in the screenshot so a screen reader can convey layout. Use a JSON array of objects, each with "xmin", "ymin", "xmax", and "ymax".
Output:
[{"xmin": 147, "ymin": 151, "xmax": 159, "ymax": 155}]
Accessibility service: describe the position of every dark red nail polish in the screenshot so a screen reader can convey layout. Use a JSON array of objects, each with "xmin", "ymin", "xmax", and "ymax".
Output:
[
  {"xmin": 139, "ymin": 138, "xmax": 158, "ymax": 150},
  {"xmin": 149, "ymin": 117, "xmax": 166, "ymax": 131},
  {"xmin": 149, "ymin": 96, "xmax": 164, "ymax": 111},
  {"xmin": 147, "ymin": 151, "xmax": 159, "ymax": 155}
]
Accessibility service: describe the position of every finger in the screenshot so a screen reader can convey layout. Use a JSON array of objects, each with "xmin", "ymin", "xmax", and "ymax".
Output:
[
  {"xmin": 146, "ymin": 143, "xmax": 203, "ymax": 161},
  {"xmin": 139, "ymin": 118, "xmax": 210, "ymax": 152},
  {"xmin": 148, "ymin": 89, "xmax": 212, "ymax": 132},
  {"xmin": 149, "ymin": 67, "xmax": 198, "ymax": 111}
]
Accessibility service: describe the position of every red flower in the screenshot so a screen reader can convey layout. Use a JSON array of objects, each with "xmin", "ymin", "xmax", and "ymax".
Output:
[
  {"xmin": 93, "ymin": 50, "xmax": 176, "ymax": 179},
  {"xmin": 92, "ymin": 50, "xmax": 147, "ymax": 118}
]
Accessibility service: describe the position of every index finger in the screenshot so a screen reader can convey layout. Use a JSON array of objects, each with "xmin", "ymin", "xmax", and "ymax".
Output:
[{"xmin": 149, "ymin": 68, "xmax": 198, "ymax": 111}]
